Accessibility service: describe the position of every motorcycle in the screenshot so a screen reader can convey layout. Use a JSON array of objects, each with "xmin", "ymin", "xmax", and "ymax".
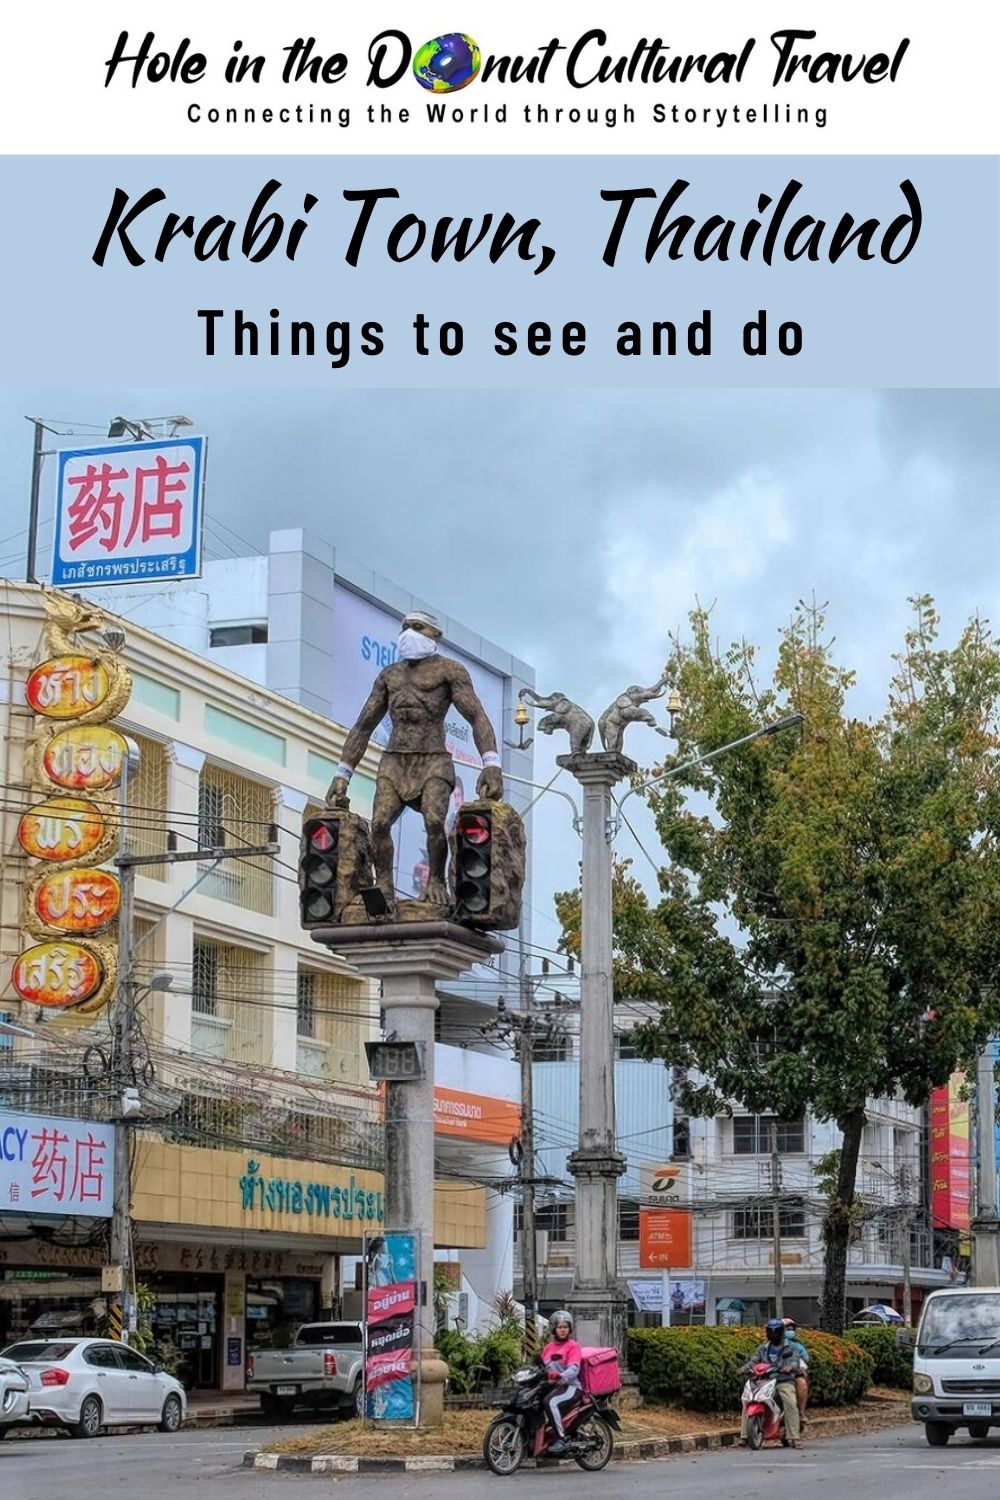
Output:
[
  {"xmin": 482, "ymin": 1364, "xmax": 621, "ymax": 1476},
  {"xmin": 740, "ymin": 1361, "xmax": 792, "ymax": 1451}
]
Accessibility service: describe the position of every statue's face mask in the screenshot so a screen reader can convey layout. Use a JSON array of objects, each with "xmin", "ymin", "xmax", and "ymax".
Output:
[{"xmin": 397, "ymin": 627, "xmax": 438, "ymax": 661}]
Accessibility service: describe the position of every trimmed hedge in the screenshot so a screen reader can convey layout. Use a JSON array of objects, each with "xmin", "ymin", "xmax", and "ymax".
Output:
[
  {"xmin": 843, "ymin": 1326, "xmax": 913, "ymax": 1390},
  {"xmin": 626, "ymin": 1326, "xmax": 874, "ymax": 1412}
]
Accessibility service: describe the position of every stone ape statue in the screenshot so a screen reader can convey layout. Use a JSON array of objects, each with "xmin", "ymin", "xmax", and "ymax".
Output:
[{"xmin": 327, "ymin": 611, "xmax": 502, "ymax": 914}]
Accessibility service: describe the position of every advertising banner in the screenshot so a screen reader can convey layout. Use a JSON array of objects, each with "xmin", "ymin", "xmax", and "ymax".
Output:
[
  {"xmin": 628, "ymin": 1278, "xmax": 706, "ymax": 1315},
  {"xmin": 930, "ymin": 1074, "xmax": 972, "ymax": 1232},
  {"xmin": 433, "ymin": 1086, "xmax": 522, "ymax": 1145},
  {"xmin": 0, "ymin": 1111, "xmax": 115, "ymax": 1216},
  {"xmin": 363, "ymin": 1230, "xmax": 419, "ymax": 1424}
]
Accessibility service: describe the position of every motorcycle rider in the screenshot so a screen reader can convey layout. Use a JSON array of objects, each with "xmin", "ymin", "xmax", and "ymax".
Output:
[
  {"xmin": 540, "ymin": 1310, "xmax": 583, "ymax": 1456},
  {"xmin": 740, "ymin": 1316, "xmax": 803, "ymax": 1448},
  {"xmin": 783, "ymin": 1316, "xmax": 810, "ymax": 1426}
]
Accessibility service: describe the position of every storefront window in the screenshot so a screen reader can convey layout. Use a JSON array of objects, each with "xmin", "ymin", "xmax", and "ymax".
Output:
[
  {"xmin": 245, "ymin": 1277, "xmax": 319, "ymax": 1349},
  {"xmin": 0, "ymin": 1271, "xmax": 103, "ymax": 1348},
  {"xmin": 145, "ymin": 1276, "xmax": 222, "ymax": 1390}
]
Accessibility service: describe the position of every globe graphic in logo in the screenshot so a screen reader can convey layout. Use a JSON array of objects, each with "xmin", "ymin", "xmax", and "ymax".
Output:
[{"xmin": 413, "ymin": 34, "xmax": 482, "ymax": 93}]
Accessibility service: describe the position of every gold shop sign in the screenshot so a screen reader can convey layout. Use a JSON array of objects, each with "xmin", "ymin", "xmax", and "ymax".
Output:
[
  {"xmin": 17, "ymin": 795, "xmax": 118, "ymax": 867},
  {"xmin": 11, "ymin": 940, "xmax": 108, "ymax": 1009},
  {"xmin": 41, "ymin": 725, "xmax": 131, "ymax": 793},
  {"xmin": 26, "ymin": 655, "xmax": 114, "ymax": 719},
  {"xmin": 29, "ymin": 867, "xmax": 121, "ymax": 936}
]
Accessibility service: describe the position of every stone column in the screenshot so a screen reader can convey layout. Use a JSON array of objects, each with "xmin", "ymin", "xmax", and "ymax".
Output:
[
  {"xmin": 557, "ymin": 752, "xmax": 633, "ymax": 1352},
  {"xmin": 310, "ymin": 921, "xmax": 503, "ymax": 1427}
]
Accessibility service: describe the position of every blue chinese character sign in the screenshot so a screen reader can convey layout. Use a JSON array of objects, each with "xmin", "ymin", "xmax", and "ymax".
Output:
[
  {"xmin": 51, "ymin": 436, "xmax": 206, "ymax": 587},
  {"xmin": 363, "ymin": 1230, "xmax": 420, "ymax": 1425}
]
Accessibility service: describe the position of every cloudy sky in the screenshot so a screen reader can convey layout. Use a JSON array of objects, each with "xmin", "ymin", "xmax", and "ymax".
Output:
[{"xmin": 2, "ymin": 387, "xmax": 997, "ymax": 951}]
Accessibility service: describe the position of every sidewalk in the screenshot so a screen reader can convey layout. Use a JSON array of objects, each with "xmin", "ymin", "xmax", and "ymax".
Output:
[{"xmin": 185, "ymin": 1392, "xmax": 261, "ymax": 1425}]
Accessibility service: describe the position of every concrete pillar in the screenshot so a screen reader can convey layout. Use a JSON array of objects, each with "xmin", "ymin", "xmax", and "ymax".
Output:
[
  {"xmin": 972, "ymin": 1042, "xmax": 1000, "ymax": 1286},
  {"xmin": 310, "ymin": 921, "xmax": 502, "ymax": 1426},
  {"xmin": 557, "ymin": 752, "xmax": 632, "ymax": 1352},
  {"xmin": 222, "ymin": 1272, "xmax": 246, "ymax": 1392}
]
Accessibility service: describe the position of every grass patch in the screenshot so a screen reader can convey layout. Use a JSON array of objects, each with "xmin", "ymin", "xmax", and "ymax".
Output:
[{"xmin": 266, "ymin": 1391, "xmax": 909, "ymax": 1459}]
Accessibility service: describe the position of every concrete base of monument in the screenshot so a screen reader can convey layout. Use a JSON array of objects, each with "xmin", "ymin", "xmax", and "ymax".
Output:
[
  {"xmin": 414, "ymin": 1349, "xmax": 450, "ymax": 1429},
  {"xmin": 309, "ymin": 918, "xmax": 505, "ymax": 961},
  {"xmin": 569, "ymin": 1287, "xmax": 629, "ymax": 1353}
]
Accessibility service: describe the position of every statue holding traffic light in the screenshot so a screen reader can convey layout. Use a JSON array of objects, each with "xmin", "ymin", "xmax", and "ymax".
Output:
[{"xmin": 326, "ymin": 611, "xmax": 510, "ymax": 918}]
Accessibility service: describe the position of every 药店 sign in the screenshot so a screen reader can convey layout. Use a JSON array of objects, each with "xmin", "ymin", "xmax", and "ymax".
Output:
[
  {"xmin": 0, "ymin": 1111, "xmax": 114, "ymax": 1216},
  {"xmin": 51, "ymin": 436, "xmax": 206, "ymax": 587}
]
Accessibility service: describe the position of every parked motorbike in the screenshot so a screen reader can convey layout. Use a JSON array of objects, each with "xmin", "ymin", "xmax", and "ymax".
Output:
[
  {"xmin": 740, "ymin": 1361, "xmax": 793, "ymax": 1450},
  {"xmin": 483, "ymin": 1365, "xmax": 621, "ymax": 1475}
]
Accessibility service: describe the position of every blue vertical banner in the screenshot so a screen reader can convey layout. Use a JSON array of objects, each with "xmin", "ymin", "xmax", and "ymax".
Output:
[{"xmin": 363, "ymin": 1230, "xmax": 420, "ymax": 1424}]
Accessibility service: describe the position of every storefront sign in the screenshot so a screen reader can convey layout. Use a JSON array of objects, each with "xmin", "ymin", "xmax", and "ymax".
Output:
[
  {"xmin": 639, "ymin": 1207, "xmax": 693, "ymax": 1270},
  {"xmin": 26, "ymin": 655, "xmax": 114, "ymax": 719},
  {"xmin": 0, "ymin": 1238, "xmax": 330, "ymax": 1277},
  {"xmin": 41, "ymin": 724, "xmax": 131, "ymax": 791},
  {"xmin": 29, "ymin": 867, "xmax": 121, "ymax": 935},
  {"xmin": 17, "ymin": 794, "xmax": 117, "ymax": 865},
  {"xmin": 12, "ymin": 940, "xmax": 106, "ymax": 1008},
  {"xmin": 433, "ymin": 1086, "xmax": 522, "ymax": 1145},
  {"xmin": 0, "ymin": 1111, "xmax": 114, "ymax": 1216},
  {"xmin": 364, "ymin": 1231, "xmax": 418, "ymax": 1424},
  {"xmin": 238, "ymin": 1158, "xmax": 385, "ymax": 1222}
]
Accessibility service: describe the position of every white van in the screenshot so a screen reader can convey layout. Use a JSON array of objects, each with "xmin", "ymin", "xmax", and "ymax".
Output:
[{"xmin": 911, "ymin": 1286, "xmax": 1000, "ymax": 1445}]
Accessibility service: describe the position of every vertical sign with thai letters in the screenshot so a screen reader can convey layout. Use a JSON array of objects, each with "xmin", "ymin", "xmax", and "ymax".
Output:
[
  {"xmin": 51, "ymin": 436, "xmax": 206, "ymax": 587},
  {"xmin": 363, "ymin": 1230, "xmax": 419, "ymax": 1425}
]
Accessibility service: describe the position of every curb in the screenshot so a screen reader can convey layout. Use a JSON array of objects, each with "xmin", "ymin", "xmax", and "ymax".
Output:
[{"xmin": 242, "ymin": 1404, "xmax": 908, "ymax": 1474}]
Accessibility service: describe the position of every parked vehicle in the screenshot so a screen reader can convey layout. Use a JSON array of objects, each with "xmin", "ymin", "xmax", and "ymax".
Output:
[
  {"xmin": 482, "ymin": 1350, "xmax": 622, "ymax": 1476},
  {"xmin": 1, "ymin": 1337, "xmax": 186, "ymax": 1439},
  {"xmin": 0, "ymin": 1356, "xmax": 30, "ymax": 1437},
  {"xmin": 246, "ymin": 1322, "xmax": 364, "ymax": 1418},
  {"xmin": 740, "ymin": 1361, "xmax": 791, "ymax": 1450},
  {"xmin": 910, "ymin": 1286, "xmax": 1000, "ymax": 1446}
]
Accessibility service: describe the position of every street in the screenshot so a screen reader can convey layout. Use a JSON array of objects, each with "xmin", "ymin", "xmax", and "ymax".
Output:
[{"xmin": 4, "ymin": 1421, "xmax": 1000, "ymax": 1500}]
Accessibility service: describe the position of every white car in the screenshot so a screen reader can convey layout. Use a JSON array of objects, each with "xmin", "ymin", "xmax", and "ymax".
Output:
[
  {"xmin": 1, "ymin": 1337, "xmax": 186, "ymax": 1439},
  {"xmin": 0, "ymin": 1356, "xmax": 30, "ymax": 1436}
]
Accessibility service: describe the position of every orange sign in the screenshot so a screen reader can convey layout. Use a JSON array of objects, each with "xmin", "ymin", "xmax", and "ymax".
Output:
[
  {"xmin": 42, "ymin": 725, "xmax": 130, "ymax": 792},
  {"xmin": 433, "ymin": 1086, "xmax": 522, "ymax": 1145},
  {"xmin": 12, "ymin": 941, "xmax": 105, "ymax": 1008},
  {"xmin": 26, "ymin": 655, "xmax": 112, "ymax": 719},
  {"xmin": 31, "ymin": 867, "xmax": 121, "ymax": 934},
  {"xmin": 639, "ymin": 1207, "xmax": 693, "ymax": 1270},
  {"xmin": 17, "ymin": 796, "xmax": 116, "ymax": 866}
]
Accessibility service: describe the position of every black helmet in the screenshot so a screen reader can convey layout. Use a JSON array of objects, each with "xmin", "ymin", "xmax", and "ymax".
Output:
[{"xmin": 765, "ymin": 1317, "xmax": 786, "ymax": 1342}]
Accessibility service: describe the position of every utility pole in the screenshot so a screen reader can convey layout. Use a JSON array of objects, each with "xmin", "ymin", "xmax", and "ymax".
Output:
[
  {"xmin": 898, "ymin": 1163, "xmax": 914, "ymax": 1327},
  {"xmin": 770, "ymin": 1122, "xmax": 784, "ymax": 1319},
  {"xmin": 517, "ymin": 927, "xmax": 540, "ymax": 1357},
  {"xmin": 971, "ymin": 1040, "xmax": 1000, "ymax": 1286}
]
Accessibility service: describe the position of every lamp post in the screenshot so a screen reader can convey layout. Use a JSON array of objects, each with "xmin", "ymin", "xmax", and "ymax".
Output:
[{"xmin": 518, "ymin": 683, "xmax": 803, "ymax": 1351}]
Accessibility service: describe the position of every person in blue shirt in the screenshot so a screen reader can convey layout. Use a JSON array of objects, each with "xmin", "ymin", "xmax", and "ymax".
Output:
[{"xmin": 783, "ymin": 1316, "xmax": 810, "ymax": 1425}]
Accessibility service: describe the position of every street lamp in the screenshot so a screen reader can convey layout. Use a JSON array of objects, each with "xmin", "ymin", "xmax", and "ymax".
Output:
[{"xmin": 514, "ymin": 685, "xmax": 804, "ymax": 1352}]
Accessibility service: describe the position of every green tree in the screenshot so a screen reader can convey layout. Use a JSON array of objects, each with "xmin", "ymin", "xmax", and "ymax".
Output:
[{"xmin": 556, "ymin": 598, "xmax": 1000, "ymax": 1331}]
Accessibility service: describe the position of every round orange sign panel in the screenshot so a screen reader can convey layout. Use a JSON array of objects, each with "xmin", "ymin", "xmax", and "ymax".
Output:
[
  {"xmin": 42, "ymin": 725, "xmax": 130, "ymax": 792},
  {"xmin": 26, "ymin": 655, "xmax": 112, "ymax": 719},
  {"xmin": 32, "ymin": 867, "xmax": 121, "ymax": 934},
  {"xmin": 12, "ymin": 941, "xmax": 105, "ymax": 1008},
  {"xmin": 18, "ymin": 796, "xmax": 109, "ymax": 863}
]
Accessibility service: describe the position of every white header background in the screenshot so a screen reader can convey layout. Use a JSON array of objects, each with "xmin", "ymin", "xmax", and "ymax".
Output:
[{"xmin": 2, "ymin": 0, "xmax": 997, "ymax": 155}]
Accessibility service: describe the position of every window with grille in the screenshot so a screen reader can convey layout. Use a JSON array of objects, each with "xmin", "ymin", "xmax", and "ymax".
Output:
[
  {"xmin": 125, "ymin": 734, "xmax": 169, "ymax": 880},
  {"xmin": 192, "ymin": 941, "xmax": 219, "ymax": 1016},
  {"xmin": 732, "ymin": 1115, "xmax": 805, "ymax": 1155},
  {"xmin": 733, "ymin": 1198, "xmax": 806, "ymax": 1240},
  {"xmin": 535, "ymin": 1203, "xmax": 569, "ymax": 1243},
  {"xmin": 0, "ymin": 1013, "xmax": 12, "ymax": 1052},
  {"xmin": 297, "ymin": 971, "xmax": 316, "ymax": 1039},
  {"xmin": 196, "ymin": 764, "xmax": 275, "ymax": 914},
  {"xmin": 190, "ymin": 938, "xmax": 267, "ymax": 1061},
  {"xmin": 615, "ymin": 1030, "xmax": 641, "ymax": 1060},
  {"xmin": 618, "ymin": 1198, "xmax": 640, "ymax": 1241}
]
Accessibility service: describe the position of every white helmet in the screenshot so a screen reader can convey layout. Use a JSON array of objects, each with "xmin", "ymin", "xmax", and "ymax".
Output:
[{"xmin": 550, "ymin": 1310, "xmax": 573, "ymax": 1334}]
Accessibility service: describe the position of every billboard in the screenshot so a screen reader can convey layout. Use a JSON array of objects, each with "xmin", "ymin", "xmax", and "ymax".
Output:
[
  {"xmin": 639, "ymin": 1206, "xmax": 693, "ymax": 1270},
  {"xmin": 628, "ymin": 1279, "xmax": 706, "ymax": 1315},
  {"xmin": 51, "ymin": 436, "xmax": 206, "ymax": 587},
  {"xmin": 433, "ymin": 1086, "xmax": 522, "ymax": 1145},
  {"xmin": 330, "ymin": 584, "xmax": 507, "ymax": 899},
  {"xmin": 0, "ymin": 1111, "xmax": 114, "ymax": 1216},
  {"xmin": 930, "ymin": 1073, "xmax": 972, "ymax": 1231}
]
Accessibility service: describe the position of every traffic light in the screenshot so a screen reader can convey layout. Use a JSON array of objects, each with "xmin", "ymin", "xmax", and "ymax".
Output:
[
  {"xmin": 299, "ymin": 816, "xmax": 341, "ymax": 927},
  {"xmin": 452, "ymin": 799, "xmax": 525, "ymax": 931}
]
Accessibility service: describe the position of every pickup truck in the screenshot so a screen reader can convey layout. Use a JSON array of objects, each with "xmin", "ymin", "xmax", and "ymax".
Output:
[{"xmin": 246, "ymin": 1322, "xmax": 364, "ymax": 1418}]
